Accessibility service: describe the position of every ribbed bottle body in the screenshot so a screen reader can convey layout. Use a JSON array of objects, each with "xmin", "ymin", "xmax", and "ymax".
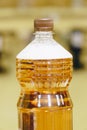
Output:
[{"xmin": 16, "ymin": 58, "xmax": 72, "ymax": 92}]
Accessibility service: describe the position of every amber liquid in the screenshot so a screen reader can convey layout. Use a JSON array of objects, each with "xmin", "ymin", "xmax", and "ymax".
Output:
[{"xmin": 16, "ymin": 58, "xmax": 73, "ymax": 130}]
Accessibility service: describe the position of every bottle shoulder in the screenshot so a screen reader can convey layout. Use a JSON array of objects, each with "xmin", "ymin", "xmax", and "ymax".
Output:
[{"xmin": 16, "ymin": 38, "xmax": 72, "ymax": 60}]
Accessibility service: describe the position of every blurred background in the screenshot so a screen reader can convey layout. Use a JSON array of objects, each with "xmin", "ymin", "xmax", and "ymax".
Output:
[{"xmin": 0, "ymin": 0, "xmax": 87, "ymax": 130}]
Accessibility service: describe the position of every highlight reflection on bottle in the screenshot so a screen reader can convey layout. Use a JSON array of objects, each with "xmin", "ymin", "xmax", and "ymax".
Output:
[{"xmin": 16, "ymin": 18, "xmax": 73, "ymax": 130}]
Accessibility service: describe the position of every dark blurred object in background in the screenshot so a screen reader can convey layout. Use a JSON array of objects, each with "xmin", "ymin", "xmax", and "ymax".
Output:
[
  {"xmin": 0, "ymin": 33, "xmax": 5, "ymax": 73},
  {"xmin": 68, "ymin": 29, "xmax": 84, "ymax": 70}
]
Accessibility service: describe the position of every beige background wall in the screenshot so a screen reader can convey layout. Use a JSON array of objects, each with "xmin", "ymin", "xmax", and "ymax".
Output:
[
  {"xmin": 0, "ymin": 0, "xmax": 70, "ymax": 7},
  {"xmin": 33, "ymin": 0, "xmax": 72, "ymax": 7},
  {"xmin": 0, "ymin": 0, "xmax": 87, "ymax": 8}
]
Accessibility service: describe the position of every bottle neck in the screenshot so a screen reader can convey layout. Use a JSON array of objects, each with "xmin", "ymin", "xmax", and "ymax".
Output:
[{"xmin": 34, "ymin": 31, "xmax": 53, "ymax": 39}]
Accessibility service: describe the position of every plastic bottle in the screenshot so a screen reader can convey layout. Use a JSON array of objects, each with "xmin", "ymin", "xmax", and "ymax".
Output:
[{"xmin": 16, "ymin": 18, "xmax": 73, "ymax": 130}]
